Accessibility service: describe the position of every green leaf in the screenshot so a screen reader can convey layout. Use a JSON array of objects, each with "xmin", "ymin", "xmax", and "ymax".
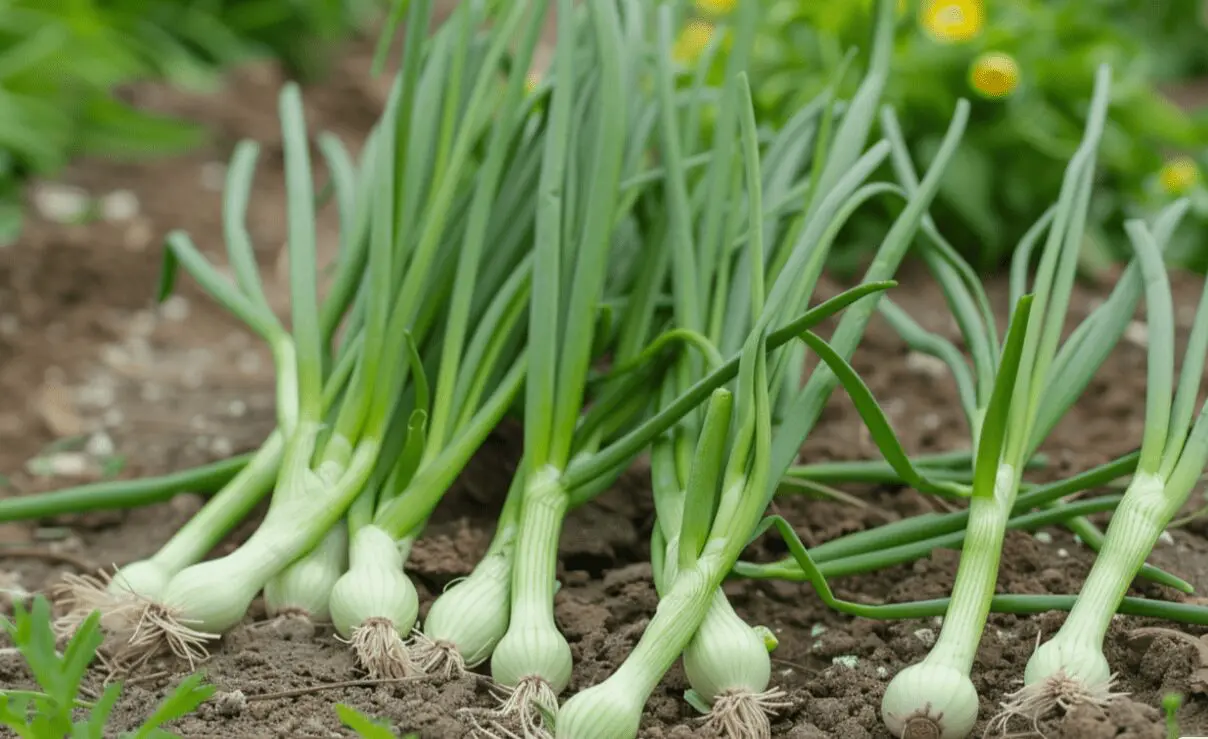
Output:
[
  {"xmin": 335, "ymin": 704, "xmax": 397, "ymax": 739},
  {"xmin": 797, "ymin": 331, "xmax": 968, "ymax": 498},
  {"xmin": 128, "ymin": 674, "xmax": 215, "ymax": 739},
  {"xmin": 677, "ymin": 389, "xmax": 734, "ymax": 571},
  {"xmin": 81, "ymin": 683, "xmax": 123, "ymax": 739},
  {"xmin": 973, "ymin": 295, "xmax": 1034, "ymax": 499}
]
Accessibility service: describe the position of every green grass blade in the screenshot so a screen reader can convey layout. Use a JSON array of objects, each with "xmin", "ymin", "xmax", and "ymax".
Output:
[{"xmin": 129, "ymin": 674, "xmax": 215, "ymax": 739}]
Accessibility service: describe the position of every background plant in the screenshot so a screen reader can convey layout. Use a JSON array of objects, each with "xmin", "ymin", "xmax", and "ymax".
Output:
[
  {"xmin": 0, "ymin": 0, "xmax": 385, "ymax": 246},
  {"xmin": 690, "ymin": 0, "xmax": 1208, "ymax": 273}
]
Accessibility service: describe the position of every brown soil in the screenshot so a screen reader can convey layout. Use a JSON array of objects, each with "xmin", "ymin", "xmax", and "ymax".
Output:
[{"xmin": 4, "ymin": 40, "xmax": 1208, "ymax": 739}]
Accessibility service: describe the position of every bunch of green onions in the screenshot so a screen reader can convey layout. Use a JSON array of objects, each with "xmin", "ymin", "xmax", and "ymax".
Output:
[{"xmin": 7, "ymin": 3, "xmax": 1208, "ymax": 739}]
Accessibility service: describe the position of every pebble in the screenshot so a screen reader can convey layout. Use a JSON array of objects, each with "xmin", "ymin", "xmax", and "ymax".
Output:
[
  {"xmin": 210, "ymin": 437, "xmax": 233, "ymax": 456},
  {"xmin": 123, "ymin": 218, "xmax": 154, "ymax": 251},
  {"xmin": 33, "ymin": 183, "xmax": 90, "ymax": 223},
  {"xmin": 913, "ymin": 628, "xmax": 936, "ymax": 647},
  {"xmin": 1158, "ymin": 530, "xmax": 1175, "ymax": 546},
  {"xmin": 1034, "ymin": 531, "xmax": 1053, "ymax": 544},
  {"xmin": 200, "ymin": 161, "xmax": 227, "ymax": 191},
  {"xmin": 1057, "ymin": 548, "xmax": 1069, "ymax": 558},
  {"xmin": 213, "ymin": 690, "xmax": 247, "ymax": 717},
  {"xmin": 238, "ymin": 351, "xmax": 263, "ymax": 374},
  {"xmin": 906, "ymin": 351, "xmax": 948, "ymax": 378},
  {"xmin": 128, "ymin": 311, "xmax": 158, "ymax": 337},
  {"xmin": 228, "ymin": 399, "xmax": 248, "ymax": 418},
  {"xmin": 1124, "ymin": 320, "xmax": 1148, "ymax": 348},
  {"xmin": 99, "ymin": 190, "xmax": 140, "ymax": 222},
  {"xmin": 161, "ymin": 295, "xmax": 191, "ymax": 322},
  {"xmin": 832, "ymin": 655, "xmax": 860, "ymax": 668},
  {"xmin": 29, "ymin": 452, "xmax": 92, "ymax": 477},
  {"xmin": 183, "ymin": 366, "xmax": 205, "ymax": 389},
  {"xmin": 85, "ymin": 431, "xmax": 115, "ymax": 457},
  {"xmin": 810, "ymin": 623, "xmax": 827, "ymax": 637}
]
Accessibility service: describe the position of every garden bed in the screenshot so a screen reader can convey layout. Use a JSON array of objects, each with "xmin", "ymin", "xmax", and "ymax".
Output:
[{"xmin": 2, "ymin": 43, "xmax": 1208, "ymax": 739}]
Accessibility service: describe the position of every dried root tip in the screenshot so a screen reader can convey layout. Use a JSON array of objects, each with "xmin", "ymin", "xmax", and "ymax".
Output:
[
  {"xmin": 410, "ymin": 631, "xmax": 468, "ymax": 680},
  {"xmin": 986, "ymin": 671, "xmax": 1122, "ymax": 737},
  {"xmin": 51, "ymin": 572, "xmax": 143, "ymax": 640},
  {"xmin": 122, "ymin": 601, "xmax": 217, "ymax": 671},
  {"xmin": 50, "ymin": 570, "xmax": 216, "ymax": 674},
  {"xmin": 348, "ymin": 618, "xmax": 416, "ymax": 679},
  {"xmin": 700, "ymin": 687, "xmax": 792, "ymax": 739},
  {"xmin": 479, "ymin": 676, "xmax": 558, "ymax": 739}
]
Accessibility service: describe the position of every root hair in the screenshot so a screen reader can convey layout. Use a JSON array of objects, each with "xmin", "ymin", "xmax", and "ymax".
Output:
[
  {"xmin": 344, "ymin": 618, "xmax": 416, "ymax": 679},
  {"xmin": 700, "ymin": 687, "xmax": 792, "ymax": 739},
  {"xmin": 985, "ymin": 671, "xmax": 1121, "ymax": 737}
]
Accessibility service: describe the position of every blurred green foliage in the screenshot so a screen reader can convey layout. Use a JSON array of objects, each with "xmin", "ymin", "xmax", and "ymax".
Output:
[
  {"xmin": 700, "ymin": 0, "xmax": 1208, "ymax": 272},
  {"xmin": 0, "ymin": 0, "xmax": 384, "ymax": 245}
]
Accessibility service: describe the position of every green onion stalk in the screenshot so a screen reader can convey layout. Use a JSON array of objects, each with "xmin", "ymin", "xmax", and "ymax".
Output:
[
  {"xmin": 53, "ymin": 94, "xmax": 374, "ymax": 652},
  {"xmin": 305, "ymin": 0, "xmax": 547, "ymax": 680},
  {"xmin": 992, "ymin": 214, "xmax": 1208, "ymax": 729},
  {"xmin": 557, "ymin": 2, "xmax": 970, "ymax": 734},
  {"xmin": 86, "ymin": 0, "xmax": 538, "ymax": 664},
  {"xmin": 389, "ymin": 0, "xmax": 671, "ymax": 697},
  {"xmin": 479, "ymin": 0, "xmax": 641, "ymax": 727},
  {"xmin": 748, "ymin": 185, "xmax": 1197, "ymax": 602},
  {"xmin": 876, "ymin": 66, "xmax": 1120, "ymax": 739},
  {"xmin": 560, "ymin": 2, "xmax": 823, "ymax": 731}
]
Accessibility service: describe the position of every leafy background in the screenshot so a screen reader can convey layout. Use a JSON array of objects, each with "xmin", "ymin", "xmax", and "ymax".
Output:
[
  {"xmin": 0, "ymin": 0, "xmax": 384, "ymax": 246},
  {"xmin": 694, "ymin": 0, "xmax": 1208, "ymax": 273}
]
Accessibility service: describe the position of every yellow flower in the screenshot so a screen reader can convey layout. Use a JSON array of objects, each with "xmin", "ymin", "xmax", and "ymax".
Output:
[
  {"xmin": 695, "ymin": 0, "xmax": 736, "ymax": 15},
  {"xmin": 921, "ymin": 0, "xmax": 983, "ymax": 42},
  {"xmin": 1159, "ymin": 157, "xmax": 1201, "ymax": 195},
  {"xmin": 968, "ymin": 52, "xmax": 1020, "ymax": 99},
  {"xmin": 674, "ymin": 20, "xmax": 715, "ymax": 64}
]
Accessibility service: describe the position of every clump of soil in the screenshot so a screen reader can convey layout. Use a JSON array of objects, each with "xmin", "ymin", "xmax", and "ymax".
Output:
[{"xmin": 3, "ymin": 34, "xmax": 1208, "ymax": 739}]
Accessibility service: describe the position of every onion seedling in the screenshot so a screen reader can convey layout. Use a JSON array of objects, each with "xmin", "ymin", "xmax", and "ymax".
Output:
[{"xmin": 993, "ymin": 215, "xmax": 1208, "ymax": 729}]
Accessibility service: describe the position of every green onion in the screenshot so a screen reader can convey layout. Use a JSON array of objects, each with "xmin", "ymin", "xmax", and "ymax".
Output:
[
  {"xmin": 877, "ymin": 65, "xmax": 1116, "ymax": 739},
  {"xmin": 992, "ymin": 212, "xmax": 1208, "ymax": 730},
  {"xmin": 559, "ymin": 3, "xmax": 967, "ymax": 734}
]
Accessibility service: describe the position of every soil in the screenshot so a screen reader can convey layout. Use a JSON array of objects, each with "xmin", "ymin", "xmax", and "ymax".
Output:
[{"xmin": 4, "ymin": 38, "xmax": 1208, "ymax": 739}]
